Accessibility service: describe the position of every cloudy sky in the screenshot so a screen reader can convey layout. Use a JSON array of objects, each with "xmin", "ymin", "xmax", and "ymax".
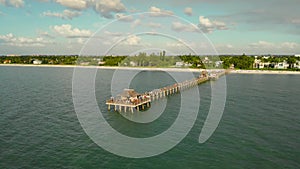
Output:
[{"xmin": 0, "ymin": 0, "xmax": 300, "ymax": 55}]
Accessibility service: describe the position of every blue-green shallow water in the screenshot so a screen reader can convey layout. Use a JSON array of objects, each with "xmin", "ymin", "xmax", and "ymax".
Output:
[{"xmin": 1, "ymin": 66, "xmax": 300, "ymax": 169}]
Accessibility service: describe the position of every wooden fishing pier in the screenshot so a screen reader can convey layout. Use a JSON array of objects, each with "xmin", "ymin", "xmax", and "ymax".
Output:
[{"xmin": 106, "ymin": 70, "xmax": 225, "ymax": 113}]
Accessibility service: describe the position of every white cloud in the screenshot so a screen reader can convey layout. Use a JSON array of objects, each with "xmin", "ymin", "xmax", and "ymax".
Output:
[
  {"xmin": 37, "ymin": 31, "xmax": 55, "ymax": 39},
  {"xmin": 104, "ymin": 30, "xmax": 123, "ymax": 36},
  {"xmin": 165, "ymin": 40, "xmax": 198, "ymax": 53},
  {"xmin": 249, "ymin": 41, "xmax": 299, "ymax": 49},
  {"xmin": 144, "ymin": 32, "xmax": 159, "ymax": 35},
  {"xmin": 281, "ymin": 42, "xmax": 299, "ymax": 49},
  {"xmin": 245, "ymin": 41, "xmax": 300, "ymax": 54},
  {"xmin": 198, "ymin": 16, "xmax": 228, "ymax": 33},
  {"xmin": 184, "ymin": 7, "xmax": 192, "ymax": 16},
  {"xmin": 0, "ymin": 33, "xmax": 52, "ymax": 47},
  {"xmin": 166, "ymin": 42, "xmax": 185, "ymax": 47},
  {"xmin": 43, "ymin": 9, "xmax": 81, "ymax": 20},
  {"xmin": 215, "ymin": 44, "xmax": 233, "ymax": 49},
  {"xmin": 128, "ymin": 8, "xmax": 140, "ymax": 13},
  {"xmin": 171, "ymin": 21, "xmax": 198, "ymax": 32},
  {"xmin": 52, "ymin": 24, "xmax": 92, "ymax": 38},
  {"xmin": 77, "ymin": 38, "xmax": 85, "ymax": 44},
  {"xmin": 54, "ymin": 0, "xmax": 87, "ymax": 10},
  {"xmin": 249, "ymin": 41, "xmax": 274, "ymax": 48},
  {"xmin": 290, "ymin": 19, "xmax": 300, "ymax": 24},
  {"xmin": 115, "ymin": 13, "xmax": 134, "ymax": 22},
  {"xmin": 149, "ymin": 6, "xmax": 174, "ymax": 17},
  {"xmin": 124, "ymin": 35, "xmax": 140, "ymax": 45},
  {"xmin": 93, "ymin": 0, "xmax": 126, "ymax": 18},
  {"xmin": 131, "ymin": 19, "xmax": 141, "ymax": 28},
  {"xmin": 52, "ymin": 0, "xmax": 126, "ymax": 18},
  {"xmin": 9, "ymin": 0, "xmax": 23, "ymax": 7},
  {"xmin": 1, "ymin": 0, "xmax": 24, "ymax": 8},
  {"xmin": 226, "ymin": 44, "xmax": 233, "ymax": 48},
  {"xmin": 147, "ymin": 22, "xmax": 162, "ymax": 28}
]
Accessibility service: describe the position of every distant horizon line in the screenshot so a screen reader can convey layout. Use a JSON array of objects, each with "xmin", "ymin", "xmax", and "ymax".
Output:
[{"xmin": 1, "ymin": 54, "xmax": 300, "ymax": 57}]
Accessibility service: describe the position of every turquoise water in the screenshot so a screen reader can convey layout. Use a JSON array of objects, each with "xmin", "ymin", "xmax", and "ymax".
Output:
[{"xmin": 1, "ymin": 66, "xmax": 300, "ymax": 169}]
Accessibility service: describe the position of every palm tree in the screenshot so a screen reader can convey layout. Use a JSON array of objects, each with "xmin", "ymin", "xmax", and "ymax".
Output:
[{"xmin": 287, "ymin": 57, "xmax": 296, "ymax": 69}]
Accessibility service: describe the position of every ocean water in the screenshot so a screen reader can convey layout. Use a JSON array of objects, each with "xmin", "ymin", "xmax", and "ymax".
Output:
[{"xmin": 1, "ymin": 66, "xmax": 300, "ymax": 169}]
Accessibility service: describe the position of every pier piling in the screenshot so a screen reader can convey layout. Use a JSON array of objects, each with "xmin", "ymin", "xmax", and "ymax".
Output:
[{"xmin": 106, "ymin": 70, "xmax": 225, "ymax": 113}]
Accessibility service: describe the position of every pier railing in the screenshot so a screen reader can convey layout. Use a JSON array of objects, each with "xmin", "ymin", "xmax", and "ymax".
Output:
[{"xmin": 106, "ymin": 70, "xmax": 225, "ymax": 113}]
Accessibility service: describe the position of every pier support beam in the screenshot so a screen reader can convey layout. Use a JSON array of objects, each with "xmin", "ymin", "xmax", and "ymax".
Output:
[{"xmin": 105, "ymin": 71, "xmax": 224, "ymax": 114}]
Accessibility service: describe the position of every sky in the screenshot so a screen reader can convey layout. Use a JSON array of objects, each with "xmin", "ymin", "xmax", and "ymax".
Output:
[{"xmin": 0, "ymin": 0, "xmax": 300, "ymax": 55}]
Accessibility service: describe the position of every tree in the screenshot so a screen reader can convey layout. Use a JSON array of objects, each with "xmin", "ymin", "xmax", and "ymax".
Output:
[{"xmin": 287, "ymin": 57, "xmax": 296, "ymax": 69}]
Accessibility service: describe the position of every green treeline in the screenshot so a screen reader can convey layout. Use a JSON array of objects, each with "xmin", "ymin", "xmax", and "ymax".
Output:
[
  {"xmin": 120, "ymin": 52, "xmax": 180, "ymax": 67},
  {"xmin": 220, "ymin": 55, "xmax": 255, "ymax": 69},
  {"xmin": 1, "ymin": 54, "xmax": 299, "ymax": 70},
  {"xmin": 0, "ymin": 55, "xmax": 78, "ymax": 65}
]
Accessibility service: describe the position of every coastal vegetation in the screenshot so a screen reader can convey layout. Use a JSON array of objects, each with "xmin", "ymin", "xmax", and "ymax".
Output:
[
  {"xmin": 1, "ymin": 53, "xmax": 299, "ymax": 70},
  {"xmin": 0, "ymin": 55, "xmax": 79, "ymax": 65}
]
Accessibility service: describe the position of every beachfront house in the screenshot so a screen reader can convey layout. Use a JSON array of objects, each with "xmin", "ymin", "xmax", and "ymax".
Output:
[
  {"xmin": 175, "ymin": 61, "xmax": 184, "ymax": 67},
  {"xmin": 253, "ymin": 59, "xmax": 264, "ymax": 69},
  {"xmin": 80, "ymin": 62, "xmax": 90, "ymax": 66},
  {"xmin": 274, "ymin": 61, "xmax": 289, "ymax": 69},
  {"xmin": 215, "ymin": 61, "xmax": 223, "ymax": 68},
  {"xmin": 98, "ymin": 61, "xmax": 105, "ymax": 66},
  {"xmin": 203, "ymin": 57, "xmax": 213, "ymax": 64},
  {"xmin": 3, "ymin": 60, "xmax": 11, "ymax": 64},
  {"xmin": 33, "ymin": 59, "xmax": 42, "ymax": 64},
  {"xmin": 263, "ymin": 56, "xmax": 270, "ymax": 60},
  {"xmin": 253, "ymin": 58, "xmax": 271, "ymax": 69},
  {"xmin": 130, "ymin": 61, "xmax": 138, "ymax": 67},
  {"xmin": 253, "ymin": 58, "xmax": 295, "ymax": 69},
  {"xmin": 175, "ymin": 61, "xmax": 192, "ymax": 67},
  {"xmin": 294, "ymin": 60, "xmax": 300, "ymax": 69}
]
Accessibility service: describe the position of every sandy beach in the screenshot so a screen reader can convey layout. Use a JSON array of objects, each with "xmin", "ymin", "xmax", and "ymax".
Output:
[
  {"xmin": 0, "ymin": 64, "xmax": 203, "ymax": 72},
  {"xmin": 1, "ymin": 64, "xmax": 300, "ymax": 74},
  {"xmin": 229, "ymin": 69, "xmax": 300, "ymax": 74}
]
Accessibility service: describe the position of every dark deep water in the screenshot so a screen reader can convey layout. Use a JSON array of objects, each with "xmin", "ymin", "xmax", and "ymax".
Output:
[{"xmin": 1, "ymin": 66, "xmax": 300, "ymax": 169}]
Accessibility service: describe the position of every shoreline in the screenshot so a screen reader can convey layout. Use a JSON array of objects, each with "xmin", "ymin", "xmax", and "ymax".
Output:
[
  {"xmin": 228, "ymin": 69, "xmax": 300, "ymax": 74},
  {"xmin": 0, "ymin": 64, "xmax": 204, "ymax": 73},
  {"xmin": 1, "ymin": 64, "xmax": 300, "ymax": 74}
]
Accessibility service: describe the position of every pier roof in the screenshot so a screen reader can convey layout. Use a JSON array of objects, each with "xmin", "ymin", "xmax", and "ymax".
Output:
[{"xmin": 118, "ymin": 89, "xmax": 140, "ymax": 98}]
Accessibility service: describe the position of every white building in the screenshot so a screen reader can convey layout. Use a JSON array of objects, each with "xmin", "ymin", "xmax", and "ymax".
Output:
[
  {"xmin": 80, "ymin": 62, "xmax": 90, "ymax": 66},
  {"xmin": 294, "ymin": 60, "xmax": 300, "ymax": 69},
  {"xmin": 130, "ymin": 61, "xmax": 137, "ymax": 67},
  {"xmin": 253, "ymin": 59, "xmax": 266, "ymax": 69},
  {"xmin": 175, "ymin": 61, "xmax": 192, "ymax": 67},
  {"xmin": 203, "ymin": 57, "xmax": 213, "ymax": 64},
  {"xmin": 175, "ymin": 61, "xmax": 184, "ymax": 67},
  {"xmin": 215, "ymin": 61, "xmax": 223, "ymax": 68},
  {"xmin": 274, "ymin": 61, "xmax": 289, "ymax": 69},
  {"xmin": 33, "ymin": 60, "xmax": 42, "ymax": 64},
  {"xmin": 98, "ymin": 61, "xmax": 105, "ymax": 65}
]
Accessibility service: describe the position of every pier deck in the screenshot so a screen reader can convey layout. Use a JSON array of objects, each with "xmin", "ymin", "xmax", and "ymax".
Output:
[
  {"xmin": 106, "ymin": 98, "xmax": 151, "ymax": 113},
  {"xmin": 106, "ymin": 70, "xmax": 225, "ymax": 113}
]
